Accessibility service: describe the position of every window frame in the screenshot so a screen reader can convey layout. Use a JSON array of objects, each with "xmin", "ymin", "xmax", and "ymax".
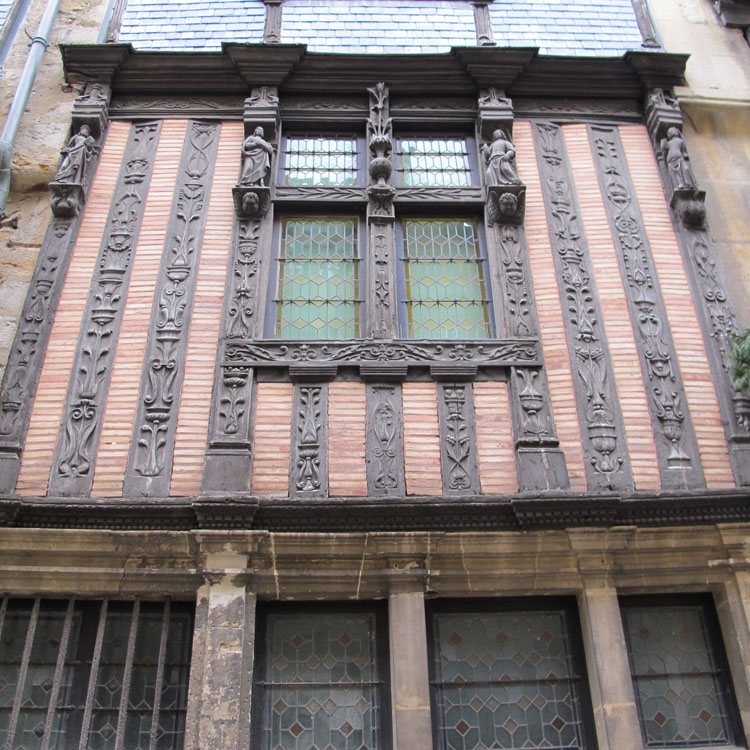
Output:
[
  {"xmin": 425, "ymin": 597, "xmax": 598, "ymax": 750},
  {"xmin": 620, "ymin": 594, "xmax": 745, "ymax": 749},
  {"xmin": 251, "ymin": 601, "xmax": 392, "ymax": 750},
  {"xmin": 395, "ymin": 215, "xmax": 495, "ymax": 340},
  {"xmin": 393, "ymin": 134, "xmax": 480, "ymax": 188},
  {"xmin": 277, "ymin": 133, "xmax": 368, "ymax": 188},
  {"xmin": 264, "ymin": 213, "xmax": 366, "ymax": 340}
]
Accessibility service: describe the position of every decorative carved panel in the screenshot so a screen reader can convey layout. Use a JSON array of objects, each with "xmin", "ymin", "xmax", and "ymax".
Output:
[
  {"xmin": 438, "ymin": 382, "xmax": 480, "ymax": 495},
  {"xmin": 49, "ymin": 122, "xmax": 161, "ymax": 496},
  {"xmin": 124, "ymin": 121, "xmax": 220, "ymax": 496},
  {"xmin": 589, "ymin": 125, "xmax": 704, "ymax": 489},
  {"xmin": 290, "ymin": 384, "xmax": 328, "ymax": 498},
  {"xmin": 365, "ymin": 385, "xmax": 405, "ymax": 497},
  {"xmin": 534, "ymin": 122, "xmax": 633, "ymax": 491}
]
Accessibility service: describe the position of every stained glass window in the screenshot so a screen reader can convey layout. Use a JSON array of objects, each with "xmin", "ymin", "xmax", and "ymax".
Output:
[
  {"xmin": 283, "ymin": 138, "xmax": 358, "ymax": 186},
  {"xmin": 253, "ymin": 607, "xmax": 389, "ymax": 750},
  {"xmin": 429, "ymin": 601, "xmax": 595, "ymax": 750},
  {"xmin": 275, "ymin": 218, "xmax": 360, "ymax": 339},
  {"xmin": 0, "ymin": 597, "xmax": 192, "ymax": 750},
  {"xmin": 396, "ymin": 139, "xmax": 472, "ymax": 187},
  {"xmin": 621, "ymin": 597, "xmax": 742, "ymax": 748},
  {"xmin": 401, "ymin": 219, "xmax": 491, "ymax": 339}
]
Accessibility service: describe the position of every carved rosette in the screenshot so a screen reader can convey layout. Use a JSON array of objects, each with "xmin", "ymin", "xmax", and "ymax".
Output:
[
  {"xmin": 534, "ymin": 122, "xmax": 632, "ymax": 490},
  {"xmin": 645, "ymin": 90, "xmax": 750, "ymax": 484},
  {"xmin": 125, "ymin": 122, "xmax": 219, "ymax": 492},
  {"xmin": 589, "ymin": 125, "xmax": 704, "ymax": 487}
]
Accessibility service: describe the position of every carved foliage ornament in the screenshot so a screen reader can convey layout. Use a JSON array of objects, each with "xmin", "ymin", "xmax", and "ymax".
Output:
[
  {"xmin": 369, "ymin": 386, "xmax": 401, "ymax": 494},
  {"xmin": 441, "ymin": 384, "xmax": 474, "ymax": 492},
  {"xmin": 134, "ymin": 122, "xmax": 219, "ymax": 479},
  {"xmin": 535, "ymin": 123, "xmax": 628, "ymax": 483},
  {"xmin": 591, "ymin": 127, "xmax": 695, "ymax": 472},
  {"xmin": 294, "ymin": 386, "xmax": 322, "ymax": 493}
]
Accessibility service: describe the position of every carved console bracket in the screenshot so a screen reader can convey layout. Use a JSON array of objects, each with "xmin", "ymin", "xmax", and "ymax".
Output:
[
  {"xmin": 646, "ymin": 89, "xmax": 750, "ymax": 485},
  {"xmin": 49, "ymin": 182, "xmax": 85, "ymax": 218},
  {"xmin": 486, "ymin": 183, "xmax": 525, "ymax": 226},
  {"xmin": 233, "ymin": 184, "xmax": 271, "ymax": 219}
]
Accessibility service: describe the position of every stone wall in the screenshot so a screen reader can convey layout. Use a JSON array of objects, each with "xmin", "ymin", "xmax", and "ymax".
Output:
[
  {"xmin": 649, "ymin": 0, "xmax": 750, "ymax": 326},
  {"xmin": 0, "ymin": 0, "xmax": 108, "ymax": 383}
]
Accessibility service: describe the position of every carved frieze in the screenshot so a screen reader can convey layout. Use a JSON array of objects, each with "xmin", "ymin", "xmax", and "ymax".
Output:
[
  {"xmin": 290, "ymin": 385, "xmax": 327, "ymax": 498},
  {"xmin": 366, "ymin": 385, "xmax": 405, "ymax": 496},
  {"xmin": 534, "ymin": 122, "xmax": 633, "ymax": 490},
  {"xmin": 125, "ymin": 121, "xmax": 220, "ymax": 495},
  {"xmin": 223, "ymin": 339, "xmax": 541, "ymax": 368},
  {"xmin": 275, "ymin": 186, "xmax": 367, "ymax": 202},
  {"xmin": 589, "ymin": 125, "xmax": 703, "ymax": 488},
  {"xmin": 394, "ymin": 186, "xmax": 484, "ymax": 203},
  {"xmin": 438, "ymin": 383, "xmax": 480, "ymax": 495}
]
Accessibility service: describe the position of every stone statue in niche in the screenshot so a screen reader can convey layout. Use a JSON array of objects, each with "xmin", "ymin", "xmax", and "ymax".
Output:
[
  {"xmin": 239, "ymin": 126, "xmax": 274, "ymax": 186},
  {"xmin": 661, "ymin": 127, "xmax": 697, "ymax": 192},
  {"xmin": 234, "ymin": 125, "xmax": 274, "ymax": 219},
  {"xmin": 54, "ymin": 125, "xmax": 97, "ymax": 185},
  {"xmin": 482, "ymin": 128, "xmax": 521, "ymax": 186}
]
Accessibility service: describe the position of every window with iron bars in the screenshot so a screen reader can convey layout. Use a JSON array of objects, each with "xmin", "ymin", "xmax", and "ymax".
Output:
[{"xmin": 0, "ymin": 597, "xmax": 193, "ymax": 750}]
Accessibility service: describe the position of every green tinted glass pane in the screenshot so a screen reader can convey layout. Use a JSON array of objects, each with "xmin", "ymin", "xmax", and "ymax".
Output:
[
  {"xmin": 397, "ymin": 140, "xmax": 472, "ymax": 187},
  {"xmin": 622, "ymin": 605, "xmax": 734, "ymax": 747},
  {"xmin": 277, "ymin": 219, "xmax": 359, "ymax": 339},
  {"xmin": 264, "ymin": 613, "xmax": 381, "ymax": 750},
  {"xmin": 432, "ymin": 611, "xmax": 585, "ymax": 750},
  {"xmin": 285, "ymin": 138, "xmax": 357, "ymax": 186},
  {"xmin": 403, "ymin": 219, "xmax": 489, "ymax": 339}
]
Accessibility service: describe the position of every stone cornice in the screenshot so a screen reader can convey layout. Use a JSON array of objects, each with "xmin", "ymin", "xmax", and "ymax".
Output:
[
  {"xmin": 1, "ymin": 488, "xmax": 748, "ymax": 532},
  {"xmin": 60, "ymin": 43, "xmax": 688, "ymax": 99}
]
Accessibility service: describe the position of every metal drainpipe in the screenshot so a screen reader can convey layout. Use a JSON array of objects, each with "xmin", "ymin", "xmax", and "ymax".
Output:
[{"xmin": 0, "ymin": 0, "xmax": 63, "ymax": 217}]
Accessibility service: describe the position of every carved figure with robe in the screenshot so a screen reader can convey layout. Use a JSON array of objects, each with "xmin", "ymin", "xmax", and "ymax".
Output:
[
  {"xmin": 661, "ymin": 127, "xmax": 697, "ymax": 191},
  {"xmin": 239, "ymin": 126, "xmax": 274, "ymax": 186},
  {"xmin": 482, "ymin": 128, "xmax": 521, "ymax": 186},
  {"xmin": 54, "ymin": 125, "xmax": 97, "ymax": 185}
]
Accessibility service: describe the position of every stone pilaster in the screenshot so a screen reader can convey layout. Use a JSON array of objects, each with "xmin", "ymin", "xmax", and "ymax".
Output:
[
  {"xmin": 387, "ymin": 569, "xmax": 434, "ymax": 750},
  {"xmin": 184, "ymin": 553, "xmax": 255, "ymax": 750}
]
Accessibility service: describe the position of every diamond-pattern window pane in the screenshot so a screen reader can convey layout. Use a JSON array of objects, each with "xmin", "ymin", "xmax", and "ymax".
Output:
[
  {"xmin": 402, "ymin": 219, "xmax": 490, "ymax": 339},
  {"xmin": 431, "ymin": 610, "xmax": 588, "ymax": 750},
  {"xmin": 284, "ymin": 138, "xmax": 358, "ymax": 186},
  {"xmin": 0, "ymin": 598, "xmax": 193, "ymax": 750},
  {"xmin": 277, "ymin": 218, "xmax": 360, "ymax": 339},
  {"xmin": 397, "ymin": 139, "xmax": 472, "ymax": 187},
  {"xmin": 261, "ymin": 612, "xmax": 383, "ymax": 750},
  {"xmin": 622, "ymin": 602, "xmax": 738, "ymax": 748}
]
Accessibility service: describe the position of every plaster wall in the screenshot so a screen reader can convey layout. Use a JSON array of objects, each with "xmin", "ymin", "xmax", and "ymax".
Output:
[
  {"xmin": 0, "ymin": 0, "xmax": 108, "ymax": 382},
  {"xmin": 649, "ymin": 0, "xmax": 750, "ymax": 325}
]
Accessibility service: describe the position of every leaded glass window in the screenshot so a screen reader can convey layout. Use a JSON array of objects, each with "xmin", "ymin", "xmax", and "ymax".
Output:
[
  {"xmin": 428, "ymin": 600, "xmax": 596, "ymax": 750},
  {"xmin": 0, "ymin": 597, "xmax": 192, "ymax": 750},
  {"xmin": 396, "ymin": 139, "xmax": 473, "ymax": 187},
  {"xmin": 275, "ymin": 218, "xmax": 361, "ymax": 339},
  {"xmin": 282, "ymin": 138, "xmax": 358, "ymax": 186},
  {"xmin": 400, "ymin": 218, "xmax": 491, "ymax": 339},
  {"xmin": 252, "ymin": 605, "xmax": 390, "ymax": 750},
  {"xmin": 621, "ymin": 597, "xmax": 743, "ymax": 748}
]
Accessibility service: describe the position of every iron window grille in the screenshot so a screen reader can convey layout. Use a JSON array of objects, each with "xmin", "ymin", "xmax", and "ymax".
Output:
[
  {"xmin": 426, "ymin": 598, "xmax": 597, "ymax": 750},
  {"xmin": 395, "ymin": 138, "xmax": 476, "ymax": 187},
  {"xmin": 251, "ymin": 602, "xmax": 391, "ymax": 750},
  {"xmin": 268, "ymin": 216, "xmax": 363, "ymax": 339},
  {"xmin": 279, "ymin": 137, "xmax": 364, "ymax": 187},
  {"xmin": 0, "ymin": 597, "xmax": 193, "ymax": 750},
  {"xmin": 397, "ymin": 217, "xmax": 493, "ymax": 339},
  {"xmin": 620, "ymin": 595, "xmax": 744, "ymax": 748}
]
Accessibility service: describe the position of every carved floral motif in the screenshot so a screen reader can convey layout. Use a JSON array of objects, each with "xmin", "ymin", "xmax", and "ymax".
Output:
[
  {"xmin": 591, "ymin": 128, "xmax": 694, "ymax": 471},
  {"xmin": 225, "ymin": 222, "xmax": 261, "ymax": 339},
  {"xmin": 370, "ymin": 386, "xmax": 400, "ymax": 493},
  {"xmin": 294, "ymin": 386, "xmax": 322, "ymax": 493},
  {"xmin": 535, "ymin": 123, "xmax": 628, "ymax": 484},
  {"xmin": 134, "ymin": 122, "xmax": 219, "ymax": 478},
  {"xmin": 441, "ymin": 385, "xmax": 473, "ymax": 492}
]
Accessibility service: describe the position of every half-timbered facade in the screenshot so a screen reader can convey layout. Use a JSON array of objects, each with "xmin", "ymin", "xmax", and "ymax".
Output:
[{"xmin": 1, "ymin": 2, "xmax": 750, "ymax": 749}]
